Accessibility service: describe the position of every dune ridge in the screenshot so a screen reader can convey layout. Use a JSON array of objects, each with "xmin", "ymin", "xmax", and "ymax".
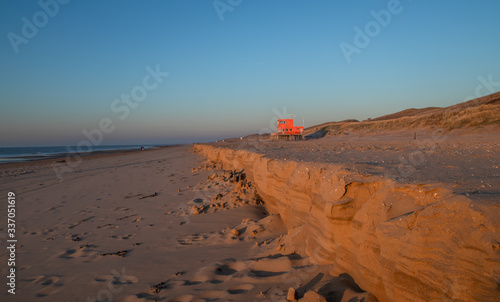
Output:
[
  {"xmin": 303, "ymin": 91, "xmax": 500, "ymax": 137},
  {"xmin": 193, "ymin": 144, "xmax": 500, "ymax": 302}
]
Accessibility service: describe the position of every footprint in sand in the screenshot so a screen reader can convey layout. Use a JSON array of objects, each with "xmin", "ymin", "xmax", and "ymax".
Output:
[
  {"xmin": 23, "ymin": 275, "xmax": 64, "ymax": 297},
  {"xmin": 192, "ymin": 259, "xmax": 248, "ymax": 284},
  {"xmin": 110, "ymin": 233, "xmax": 137, "ymax": 240},
  {"xmin": 176, "ymin": 233, "xmax": 209, "ymax": 246},
  {"xmin": 58, "ymin": 246, "xmax": 100, "ymax": 262},
  {"xmin": 148, "ymin": 259, "xmax": 248, "ymax": 298},
  {"xmin": 44, "ymin": 204, "xmax": 64, "ymax": 213},
  {"xmin": 149, "ymin": 255, "xmax": 303, "ymax": 300},
  {"xmin": 94, "ymin": 270, "xmax": 138, "ymax": 286},
  {"xmin": 227, "ymin": 283, "xmax": 254, "ymax": 294},
  {"xmin": 68, "ymin": 233, "xmax": 85, "ymax": 241},
  {"xmin": 175, "ymin": 228, "xmax": 238, "ymax": 246},
  {"xmin": 114, "ymin": 206, "xmax": 131, "ymax": 211},
  {"xmin": 42, "ymin": 227, "xmax": 58, "ymax": 234}
]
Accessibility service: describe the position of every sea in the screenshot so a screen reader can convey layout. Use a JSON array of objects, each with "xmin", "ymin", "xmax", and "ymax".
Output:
[{"xmin": 0, "ymin": 145, "xmax": 157, "ymax": 164}]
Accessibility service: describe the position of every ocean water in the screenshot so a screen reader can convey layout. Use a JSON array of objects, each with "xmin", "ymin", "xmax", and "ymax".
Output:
[{"xmin": 0, "ymin": 145, "xmax": 156, "ymax": 164}]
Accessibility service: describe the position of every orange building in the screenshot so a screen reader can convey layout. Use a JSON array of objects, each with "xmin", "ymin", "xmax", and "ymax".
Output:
[{"xmin": 274, "ymin": 119, "xmax": 304, "ymax": 140}]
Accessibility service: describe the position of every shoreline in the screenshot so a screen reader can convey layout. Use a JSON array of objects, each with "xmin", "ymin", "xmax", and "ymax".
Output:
[
  {"xmin": 0, "ymin": 144, "xmax": 184, "ymax": 170},
  {"xmin": 0, "ymin": 145, "xmax": 152, "ymax": 164}
]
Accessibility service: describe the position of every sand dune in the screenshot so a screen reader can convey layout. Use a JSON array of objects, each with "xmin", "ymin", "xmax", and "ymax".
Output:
[{"xmin": 300, "ymin": 91, "xmax": 500, "ymax": 137}]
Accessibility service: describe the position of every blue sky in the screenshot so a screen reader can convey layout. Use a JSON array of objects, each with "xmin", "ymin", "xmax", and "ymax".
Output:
[{"xmin": 1, "ymin": 0, "xmax": 499, "ymax": 147}]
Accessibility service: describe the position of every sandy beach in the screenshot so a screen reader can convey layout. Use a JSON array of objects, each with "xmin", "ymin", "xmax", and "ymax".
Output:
[
  {"xmin": 2, "ymin": 129, "xmax": 498, "ymax": 301},
  {"xmin": 1, "ymin": 145, "xmax": 371, "ymax": 301}
]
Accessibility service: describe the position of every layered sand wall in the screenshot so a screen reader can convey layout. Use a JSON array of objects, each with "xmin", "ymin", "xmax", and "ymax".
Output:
[{"xmin": 193, "ymin": 144, "xmax": 499, "ymax": 302}]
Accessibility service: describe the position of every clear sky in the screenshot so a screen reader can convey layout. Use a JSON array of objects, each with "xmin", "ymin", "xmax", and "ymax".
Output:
[{"xmin": 1, "ymin": 0, "xmax": 499, "ymax": 147}]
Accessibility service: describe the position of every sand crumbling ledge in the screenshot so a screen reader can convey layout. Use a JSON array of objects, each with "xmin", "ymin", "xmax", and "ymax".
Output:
[{"xmin": 193, "ymin": 144, "xmax": 499, "ymax": 302}]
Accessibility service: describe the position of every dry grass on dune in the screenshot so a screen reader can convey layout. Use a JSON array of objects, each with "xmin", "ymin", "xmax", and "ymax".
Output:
[
  {"xmin": 305, "ymin": 91, "xmax": 500, "ymax": 137},
  {"xmin": 370, "ymin": 107, "xmax": 441, "ymax": 122}
]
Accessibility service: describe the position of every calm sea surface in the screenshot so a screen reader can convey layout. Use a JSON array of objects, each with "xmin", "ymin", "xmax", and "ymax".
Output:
[{"xmin": 0, "ymin": 145, "xmax": 156, "ymax": 163}]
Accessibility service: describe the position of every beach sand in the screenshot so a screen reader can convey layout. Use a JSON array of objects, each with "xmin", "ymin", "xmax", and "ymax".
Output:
[
  {"xmin": 1, "ymin": 128, "xmax": 498, "ymax": 301},
  {"xmin": 0, "ymin": 145, "xmax": 366, "ymax": 301}
]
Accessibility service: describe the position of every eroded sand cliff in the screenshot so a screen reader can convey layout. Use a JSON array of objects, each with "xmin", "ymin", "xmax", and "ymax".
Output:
[{"xmin": 194, "ymin": 144, "xmax": 500, "ymax": 302}]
